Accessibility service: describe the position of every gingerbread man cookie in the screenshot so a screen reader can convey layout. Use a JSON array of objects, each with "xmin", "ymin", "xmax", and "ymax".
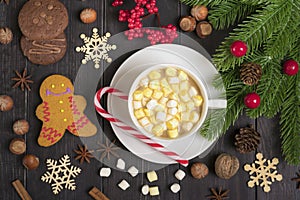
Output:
[{"xmin": 36, "ymin": 75, "xmax": 97, "ymax": 147}]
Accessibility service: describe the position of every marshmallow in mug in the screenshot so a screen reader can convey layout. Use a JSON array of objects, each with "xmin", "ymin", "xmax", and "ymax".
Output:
[{"xmin": 132, "ymin": 67, "xmax": 203, "ymax": 139}]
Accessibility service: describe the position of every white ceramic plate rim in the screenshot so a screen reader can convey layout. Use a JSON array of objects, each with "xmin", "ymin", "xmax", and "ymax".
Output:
[{"xmin": 107, "ymin": 44, "xmax": 224, "ymax": 164}]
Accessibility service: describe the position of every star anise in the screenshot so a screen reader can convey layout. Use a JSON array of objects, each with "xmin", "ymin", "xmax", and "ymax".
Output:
[
  {"xmin": 0, "ymin": 0, "xmax": 9, "ymax": 5},
  {"xmin": 94, "ymin": 139, "xmax": 120, "ymax": 160},
  {"xmin": 291, "ymin": 171, "xmax": 300, "ymax": 189},
  {"xmin": 207, "ymin": 187, "xmax": 229, "ymax": 200},
  {"xmin": 74, "ymin": 144, "xmax": 94, "ymax": 164},
  {"xmin": 11, "ymin": 68, "xmax": 33, "ymax": 91}
]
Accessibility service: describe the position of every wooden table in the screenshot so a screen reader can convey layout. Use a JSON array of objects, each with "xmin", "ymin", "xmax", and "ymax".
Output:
[{"xmin": 1, "ymin": 0, "xmax": 299, "ymax": 199}]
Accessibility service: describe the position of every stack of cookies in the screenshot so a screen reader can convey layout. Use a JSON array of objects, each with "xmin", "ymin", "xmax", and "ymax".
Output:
[{"xmin": 18, "ymin": 0, "xmax": 69, "ymax": 65}]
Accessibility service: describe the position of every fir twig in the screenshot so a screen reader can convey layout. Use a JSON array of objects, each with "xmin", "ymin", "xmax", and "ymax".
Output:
[
  {"xmin": 213, "ymin": 0, "xmax": 293, "ymax": 72},
  {"xmin": 246, "ymin": 61, "xmax": 288, "ymax": 118},
  {"xmin": 280, "ymin": 75, "xmax": 300, "ymax": 165},
  {"xmin": 239, "ymin": 0, "xmax": 269, "ymax": 6},
  {"xmin": 208, "ymin": 1, "xmax": 257, "ymax": 30},
  {"xmin": 183, "ymin": 0, "xmax": 300, "ymax": 164},
  {"xmin": 180, "ymin": 0, "xmax": 228, "ymax": 6},
  {"xmin": 264, "ymin": 4, "xmax": 300, "ymax": 60},
  {"xmin": 200, "ymin": 82, "xmax": 250, "ymax": 139}
]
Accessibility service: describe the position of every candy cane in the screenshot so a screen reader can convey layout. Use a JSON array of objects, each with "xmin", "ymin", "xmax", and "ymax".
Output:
[{"xmin": 94, "ymin": 87, "xmax": 189, "ymax": 167}]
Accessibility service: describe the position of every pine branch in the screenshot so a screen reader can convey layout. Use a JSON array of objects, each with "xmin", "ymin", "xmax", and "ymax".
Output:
[
  {"xmin": 246, "ymin": 61, "xmax": 288, "ymax": 118},
  {"xmin": 180, "ymin": 0, "xmax": 229, "ymax": 6},
  {"xmin": 208, "ymin": 1, "xmax": 258, "ymax": 30},
  {"xmin": 239, "ymin": 0, "xmax": 269, "ymax": 5},
  {"xmin": 280, "ymin": 75, "xmax": 300, "ymax": 165},
  {"xmin": 213, "ymin": 0, "xmax": 293, "ymax": 72},
  {"xmin": 264, "ymin": 5, "xmax": 300, "ymax": 60},
  {"xmin": 200, "ymin": 81, "xmax": 251, "ymax": 140}
]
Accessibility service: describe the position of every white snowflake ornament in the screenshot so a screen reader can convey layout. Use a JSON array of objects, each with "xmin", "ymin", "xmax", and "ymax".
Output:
[
  {"xmin": 244, "ymin": 153, "xmax": 282, "ymax": 193},
  {"xmin": 76, "ymin": 28, "xmax": 117, "ymax": 69},
  {"xmin": 41, "ymin": 155, "xmax": 81, "ymax": 194}
]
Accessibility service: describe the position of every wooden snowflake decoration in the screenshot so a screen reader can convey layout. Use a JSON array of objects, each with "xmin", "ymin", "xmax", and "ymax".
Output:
[
  {"xmin": 75, "ymin": 28, "xmax": 117, "ymax": 69},
  {"xmin": 41, "ymin": 155, "xmax": 81, "ymax": 194},
  {"xmin": 244, "ymin": 153, "xmax": 283, "ymax": 193}
]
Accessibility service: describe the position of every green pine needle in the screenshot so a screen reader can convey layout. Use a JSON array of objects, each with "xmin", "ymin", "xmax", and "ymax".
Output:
[
  {"xmin": 209, "ymin": 1, "xmax": 257, "ymax": 30},
  {"xmin": 180, "ymin": 0, "xmax": 228, "ymax": 6},
  {"xmin": 181, "ymin": 0, "xmax": 300, "ymax": 164},
  {"xmin": 280, "ymin": 75, "xmax": 300, "ymax": 165},
  {"xmin": 213, "ymin": 1, "xmax": 293, "ymax": 72}
]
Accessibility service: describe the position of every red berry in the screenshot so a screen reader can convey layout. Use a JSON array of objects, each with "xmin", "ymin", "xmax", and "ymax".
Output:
[
  {"xmin": 244, "ymin": 92, "xmax": 260, "ymax": 109},
  {"xmin": 283, "ymin": 59, "xmax": 299, "ymax": 76},
  {"xmin": 230, "ymin": 40, "xmax": 248, "ymax": 57}
]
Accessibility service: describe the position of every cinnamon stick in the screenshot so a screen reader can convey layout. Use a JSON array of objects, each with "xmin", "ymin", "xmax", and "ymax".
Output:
[
  {"xmin": 89, "ymin": 187, "xmax": 109, "ymax": 200},
  {"xmin": 12, "ymin": 179, "xmax": 32, "ymax": 200}
]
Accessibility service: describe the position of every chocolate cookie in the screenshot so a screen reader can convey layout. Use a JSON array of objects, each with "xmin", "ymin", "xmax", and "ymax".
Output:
[
  {"xmin": 21, "ymin": 33, "xmax": 67, "ymax": 65},
  {"xmin": 18, "ymin": 0, "xmax": 68, "ymax": 40}
]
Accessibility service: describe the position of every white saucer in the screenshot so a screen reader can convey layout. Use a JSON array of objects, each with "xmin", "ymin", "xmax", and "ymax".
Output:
[{"xmin": 107, "ymin": 44, "xmax": 224, "ymax": 164}]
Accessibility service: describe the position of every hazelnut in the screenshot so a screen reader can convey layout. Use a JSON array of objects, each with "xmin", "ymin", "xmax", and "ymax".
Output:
[
  {"xmin": 0, "ymin": 27, "xmax": 13, "ymax": 44},
  {"xmin": 196, "ymin": 21, "xmax": 213, "ymax": 38},
  {"xmin": 191, "ymin": 5, "xmax": 208, "ymax": 21},
  {"xmin": 80, "ymin": 8, "xmax": 97, "ymax": 24},
  {"xmin": 9, "ymin": 138, "xmax": 26, "ymax": 155},
  {"xmin": 0, "ymin": 95, "xmax": 14, "ymax": 111},
  {"xmin": 179, "ymin": 16, "xmax": 196, "ymax": 32},
  {"xmin": 23, "ymin": 154, "xmax": 39, "ymax": 170},
  {"xmin": 190, "ymin": 162, "xmax": 209, "ymax": 179},
  {"xmin": 13, "ymin": 120, "xmax": 29, "ymax": 135},
  {"xmin": 215, "ymin": 153, "xmax": 239, "ymax": 179}
]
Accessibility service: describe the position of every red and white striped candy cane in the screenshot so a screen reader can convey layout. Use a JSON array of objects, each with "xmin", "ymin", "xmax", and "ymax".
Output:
[{"xmin": 94, "ymin": 87, "xmax": 189, "ymax": 167}]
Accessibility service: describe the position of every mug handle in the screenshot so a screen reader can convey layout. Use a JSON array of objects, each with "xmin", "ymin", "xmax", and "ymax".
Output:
[{"xmin": 207, "ymin": 99, "xmax": 227, "ymax": 109}]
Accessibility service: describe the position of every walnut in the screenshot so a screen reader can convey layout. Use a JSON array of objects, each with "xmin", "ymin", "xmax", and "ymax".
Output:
[
  {"xmin": 215, "ymin": 153, "xmax": 239, "ymax": 179},
  {"xmin": 191, "ymin": 162, "xmax": 209, "ymax": 179},
  {"xmin": 0, "ymin": 27, "xmax": 13, "ymax": 44}
]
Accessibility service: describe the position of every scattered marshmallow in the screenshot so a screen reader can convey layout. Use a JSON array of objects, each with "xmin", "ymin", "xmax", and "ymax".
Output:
[
  {"xmin": 170, "ymin": 183, "xmax": 181, "ymax": 193},
  {"xmin": 133, "ymin": 101, "xmax": 143, "ymax": 109},
  {"xmin": 167, "ymin": 100, "xmax": 177, "ymax": 108},
  {"xmin": 189, "ymin": 86, "xmax": 198, "ymax": 97},
  {"xmin": 189, "ymin": 111, "xmax": 200, "ymax": 123},
  {"xmin": 175, "ymin": 169, "xmax": 186, "ymax": 180},
  {"xmin": 116, "ymin": 158, "xmax": 126, "ymax": 170},
  {"xmin": 128, "ymin": 166, "xmax": 139, "ymax": 177},
  {"xmin": 139, "ymin": 117, "xmax": 150, "ymax": 126},
  {"xmin": 140, "ymin": 78, "xmax": 149, "ymax": 87},
  {"xmin": 182, "ymin": 122, "xmax": 193, "ymax": 132},
  {"xmin": 144, "ymin": 123, "xmax": 154, "ymax": 133},
  {"xmin": 147, "ymin": 171, "xmax": 158, "ymax": 182},
  {"xmin": 168, "ymin": 107, "xmax": 178, "ymax": 115},
  {"xmin": 146, "ymin": 99, "xmax": 158, "ymax": 110},
  {"xmin": 141, "ymin": 185, "xmax": 149, "ymax": 195},
  {"xmin": 118, "ymin": 180, "xmax": 130, "ymax": 191},
  {"xmin": 99, "ymin": 167, "xmax": 111, "ymax": 177},
  {"xmin": 149, "ymin": 186, "xmax": 160, "ymax": 196},
  {"xmin": 168, "ymin": 77, "xmax": 180, "ymax": 84},
  {"xmin": 156, "ymin": 111, "xmax": 167, "ymax": 122}
]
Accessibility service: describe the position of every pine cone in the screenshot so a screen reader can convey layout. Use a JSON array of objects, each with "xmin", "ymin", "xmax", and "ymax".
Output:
[
  {"xmin": 235, "ymin": 125, "xmax": 260, "ymax": 153},
  {"xmin": 240, "ymin": 63, "xmax": 262, "ymax": 86}
]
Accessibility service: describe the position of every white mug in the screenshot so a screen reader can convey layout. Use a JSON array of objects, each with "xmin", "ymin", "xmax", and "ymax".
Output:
[{"xmin": 127, "ymin": 64, "xmax": 227, "ymax": 141}]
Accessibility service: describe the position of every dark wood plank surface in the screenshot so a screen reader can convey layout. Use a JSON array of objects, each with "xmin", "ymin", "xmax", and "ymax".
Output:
[{"xmin": 0, "ymin": 0, "xmax": 299, "ymax": 199}]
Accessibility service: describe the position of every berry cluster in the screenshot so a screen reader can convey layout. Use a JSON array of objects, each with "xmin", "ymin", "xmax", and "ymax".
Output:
[
  {"xmin": 125, "ymin": 25, "xmax": 178, "ymax": 45},
  {"xmin": 112, "ymin": 0, "xmax": 178, "ymax": 44},
  {"xmin": 112, "ymin": 0, "xmax": 123, "ymax": 7}
]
